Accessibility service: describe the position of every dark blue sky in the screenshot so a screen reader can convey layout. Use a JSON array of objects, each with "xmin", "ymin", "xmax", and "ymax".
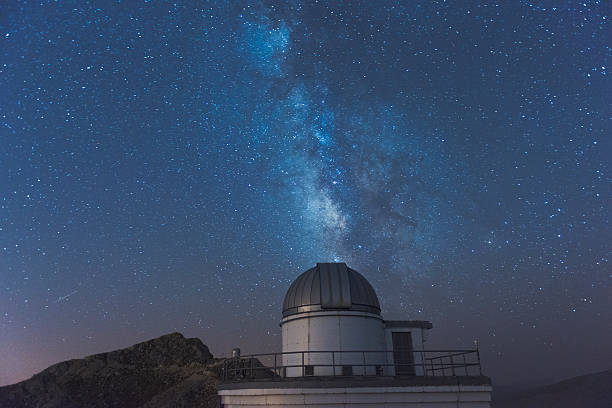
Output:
[{"xmin": 1, "ymin": 1, "xmax": 610, "ymax": 387}]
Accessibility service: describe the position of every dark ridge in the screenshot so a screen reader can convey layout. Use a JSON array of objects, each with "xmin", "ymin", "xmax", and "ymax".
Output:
[
  {"xmin": 0, "ymin": 332, "xmax": 220, "ymax": 408},
  {"xmin": 493, "ymin": 369, "xmax": 612, "ymax": 408}
]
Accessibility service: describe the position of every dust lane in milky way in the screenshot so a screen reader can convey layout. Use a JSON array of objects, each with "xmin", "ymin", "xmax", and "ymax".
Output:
[{"xmin": 0, "ymin": 1, "xmax": 610, "ymax": 387}]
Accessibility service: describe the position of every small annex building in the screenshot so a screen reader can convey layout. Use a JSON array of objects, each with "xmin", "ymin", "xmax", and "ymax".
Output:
[{"xmin": 218, "ymin": 262, "xmax": 492, "ymax": 407}]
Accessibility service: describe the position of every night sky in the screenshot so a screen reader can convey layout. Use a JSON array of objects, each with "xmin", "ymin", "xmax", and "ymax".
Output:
[{"xmin": 1, "ymin": 1, "xmax": 610, "ymax": 388}]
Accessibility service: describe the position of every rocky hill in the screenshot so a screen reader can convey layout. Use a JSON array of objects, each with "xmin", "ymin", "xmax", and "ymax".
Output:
[
  {"xmin": 0, "ymin": 333, "xmax": 221, "ymax": 408},
  {"xmin": 494, "ymin": 369, "xmax": 612, "ymax": 408}
]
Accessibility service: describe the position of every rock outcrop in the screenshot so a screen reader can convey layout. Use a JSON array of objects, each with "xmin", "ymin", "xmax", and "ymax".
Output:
[{"xmin": 0, "ymin": 333, "xmax": 220, "ymax": 408}]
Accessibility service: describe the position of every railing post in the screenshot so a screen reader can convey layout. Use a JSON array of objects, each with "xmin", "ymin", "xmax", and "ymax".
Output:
[
  {"xmin": 302, "ymin": 351, "xmax": 305, "ymax": 377},
  {"xmin": 274, "ymin": 353, "xmax": 277, "ymax": 377},
  {"xmin": 363, "ymin": 351, "xmax": 366, "ymax": 376},
  {"xmin": 475, "ymin": 340, "xmax": 482, "ymax": 376},
  {"xmin": 422, "ymin": 350, "xmax": 427, "ymax": 377},
  {"xmin": 332, "ymin": 351, "xmax": 336, "ymax": 376},
  {"xmin": 250, "ymin": 357, "xmax": 254, "ymax": 379},
  {"xmin": 463, "ymin": 354, "xmax": 468, "ymax": 376},
  {"xmin": 450, "ymin": 355, "xmax": 456, "ymax": 376}
]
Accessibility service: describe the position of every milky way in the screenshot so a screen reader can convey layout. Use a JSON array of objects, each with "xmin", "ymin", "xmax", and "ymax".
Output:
[{"xmin": 1, "ymin": 1, "xmax": 610, "ymax": 387}]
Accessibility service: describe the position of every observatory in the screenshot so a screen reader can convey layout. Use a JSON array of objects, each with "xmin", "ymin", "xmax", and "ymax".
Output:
[{"xmin": 218, "ymin": 263, "xmax": 492, "ymax": 407}]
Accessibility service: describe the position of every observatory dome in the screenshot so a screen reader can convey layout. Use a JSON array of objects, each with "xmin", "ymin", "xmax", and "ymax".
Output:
[{"xmin": 282, "ymin": 262, "xmax": 381, "ymax": 317}]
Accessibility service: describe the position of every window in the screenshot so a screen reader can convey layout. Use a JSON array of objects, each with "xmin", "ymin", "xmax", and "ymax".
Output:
[
  {"xmin": 304, "ymin": 365, "xmax": 314, "ymax": 376},
  {"xmin": 342, "ymin": 365, "xmax": 353, "ymax": 376}
]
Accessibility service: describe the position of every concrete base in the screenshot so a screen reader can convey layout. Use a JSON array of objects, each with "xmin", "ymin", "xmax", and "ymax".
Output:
[{"xmin": 219, "ymin": 377, "xmax": 492, "ymax": 407}]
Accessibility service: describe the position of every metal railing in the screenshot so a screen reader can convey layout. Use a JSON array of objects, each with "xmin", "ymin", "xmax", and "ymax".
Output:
[{"xmin": 221, "ymin": 349, "xmax": 482, "ymax": 381}]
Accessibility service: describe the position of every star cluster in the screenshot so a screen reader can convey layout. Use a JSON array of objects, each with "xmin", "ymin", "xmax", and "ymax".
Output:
[{"xmin": 0, "ymin": 1, "xmax": 610, "ymax": 387}]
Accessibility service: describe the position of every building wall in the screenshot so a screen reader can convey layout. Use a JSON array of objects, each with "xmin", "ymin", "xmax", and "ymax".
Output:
[
  {"xmin": 219, "ymin": 385, "xmax": 492, "ymax": 407},
  {"xmin": 281, "ymin": 310, "xmax": 387, "ymax": 376}
]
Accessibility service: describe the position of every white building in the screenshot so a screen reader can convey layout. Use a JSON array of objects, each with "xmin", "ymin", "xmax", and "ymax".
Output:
[{"xmin": 218, "ymin": 262, "xmax": 492, "ymax": 407}]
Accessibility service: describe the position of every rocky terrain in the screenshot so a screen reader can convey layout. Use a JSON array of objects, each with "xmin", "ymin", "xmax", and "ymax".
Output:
[
  {"xmin": 494, "ymin": 369, "xmax": 612, "ymax": 408},
  {"xmin": 0, "ymin": 333, "xmax": 221, "ymax": 408}
]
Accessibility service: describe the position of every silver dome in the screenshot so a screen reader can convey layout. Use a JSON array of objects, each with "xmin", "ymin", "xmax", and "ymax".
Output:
[{"xmin": 282, "ymin": 263, "xmax": 381, "ymax": 317}]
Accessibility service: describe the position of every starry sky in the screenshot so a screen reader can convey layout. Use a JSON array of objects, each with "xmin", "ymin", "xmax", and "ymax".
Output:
[{"xmin": 1, "ymin": 0, "xmax": 610, "ymax": 387}]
